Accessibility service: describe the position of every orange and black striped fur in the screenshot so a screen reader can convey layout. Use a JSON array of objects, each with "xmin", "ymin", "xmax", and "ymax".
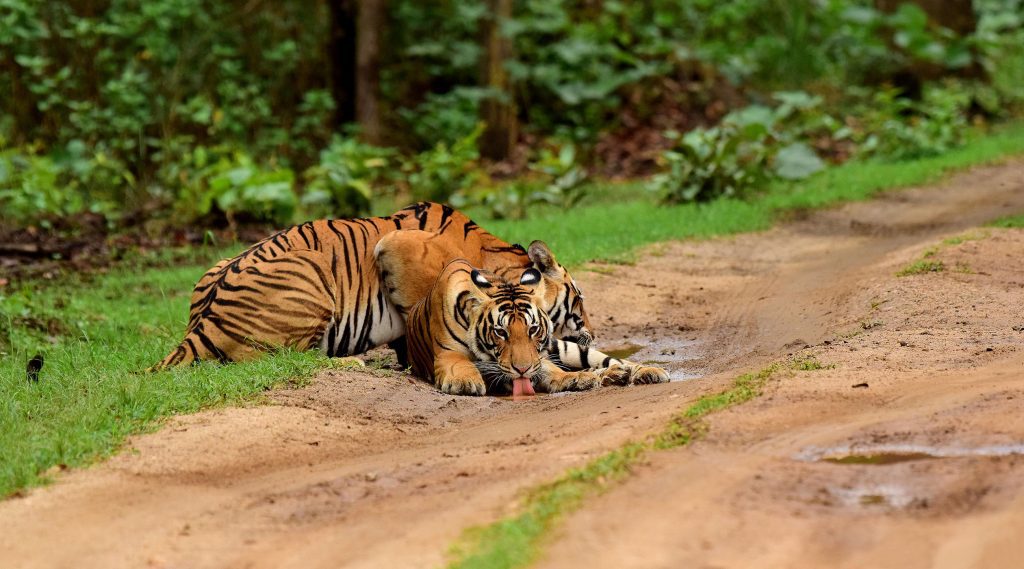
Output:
[
  {"xmin": 151, "ymin": 202, "xmax": 592, "ymax": 369},
  {"xmin": 402, "ymin": 259, "xmax": 601, "ymax": 396},
  {"xmin": 376, "ymin": 233, "xmax": 669, "ymax": 389}
]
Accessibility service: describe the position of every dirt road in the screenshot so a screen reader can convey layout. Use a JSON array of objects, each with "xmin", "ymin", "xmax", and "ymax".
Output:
[{"xmin": 1, "ymin": 162, "xmax": 1023, "ymax": 569}]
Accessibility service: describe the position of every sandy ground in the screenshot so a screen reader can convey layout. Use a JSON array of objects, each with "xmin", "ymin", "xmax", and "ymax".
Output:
[{"xmin": 1, "ymin": 161, "xmax": 1023, "ymax": 569}]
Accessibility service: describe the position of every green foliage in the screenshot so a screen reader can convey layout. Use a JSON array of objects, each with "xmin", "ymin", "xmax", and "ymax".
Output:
[
  {"xmin": 0, "ymin": 0, "xmax": 332, "ymax": 227},
  {"xmin": 653, "ymin": 95, "xmax": 831, "ymax": 204},
  {"xmin": 1, "ymin": 0, "xmax": 1022, "ymax": 230},
  {"xmin": 302, "ymin": 136, "xmax": 396, "ymax": 219},
  {"xmin": 654, "ymin": 124, "xmax": 772, "ymax": 203},
  {"xmin": 856, "ymin": 85, "xmax": 971, "ymax": 161},
  {"xmin": 453, "ymin": 142, "xmax": 589, "ymax": 220},
  {"xmin": 403, "ymin": 125, "xmax": 484, "ymax": 202}
]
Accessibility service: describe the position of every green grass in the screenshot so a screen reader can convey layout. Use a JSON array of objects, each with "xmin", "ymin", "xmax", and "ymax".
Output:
[
  {"xmin": 897, "ymin": 259, "xmax": 945, "ymax": 277},
  {"xmin": 446, "ymin": 364, "xmax": 781, "ymax": 569},
  {"xmin": 987, "ymin": 214, "xmax": 1024, "ymax": 228},
  {"xmin": 0, "ymin": 259, "xmax": 336, "ymax": 497},
  {"xmin": 481, "ymin": 123, "xmax": 1024, "ymax": 268}
]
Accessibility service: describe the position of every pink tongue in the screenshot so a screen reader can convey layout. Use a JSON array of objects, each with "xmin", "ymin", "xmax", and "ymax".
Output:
[{"xmin": 512, "ymin": 377, "xmax": 536, "ymax": 397}]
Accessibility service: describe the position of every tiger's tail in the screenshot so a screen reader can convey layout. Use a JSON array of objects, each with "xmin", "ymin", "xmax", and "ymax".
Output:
[{"xmin": 146, "ymin": 331, "xmax": 226, "ymax": 372}]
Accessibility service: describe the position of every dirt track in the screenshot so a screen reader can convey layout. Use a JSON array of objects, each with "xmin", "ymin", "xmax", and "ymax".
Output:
[{"xmin": 2, "ymin": 162, "xmax": 1023, "ymax": 569}]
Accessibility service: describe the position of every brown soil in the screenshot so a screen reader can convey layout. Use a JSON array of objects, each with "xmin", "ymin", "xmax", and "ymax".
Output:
[{"xmin": 1, "ymin": 161, "xmax": 1024, "ymax": 568}]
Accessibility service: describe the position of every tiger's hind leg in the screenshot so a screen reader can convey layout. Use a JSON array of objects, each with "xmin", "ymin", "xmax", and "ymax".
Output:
[
  {"xmin": 434, "ymin": 351, "xmax": 487, "ymax": 396},
  {"xmin": 151, "ymin": 249, "xmax": 337, "ymax": 369}
]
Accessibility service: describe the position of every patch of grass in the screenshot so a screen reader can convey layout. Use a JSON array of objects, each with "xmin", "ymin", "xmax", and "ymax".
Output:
[
  {"xmin": 986, "ymin": 214, "xmax": 1024, "ymax": 228},
  {"xmin": 941, "ymin": 231, "xmax": 987, "ymax": 246},
  {"xmin": 790, "ymin": 356, "xmax": 835, "ymax": 371},
  {"xmin": 0, "ymin": 264, "xmax": 334, "ymax": 498},
  {"xmin": 898, "ymin": 229, "xmax": 990, "ymax": 278},
  {"xmin": 446, "ymin": 364, "xmax": 780, "ymax": 569},
  {"xmin": 481, "ymin": 123, "xmax": 1024, "ymax": 268},
  {"xmin": 897, "ymin": 259, "xmax": 945, "ymax": 277}
]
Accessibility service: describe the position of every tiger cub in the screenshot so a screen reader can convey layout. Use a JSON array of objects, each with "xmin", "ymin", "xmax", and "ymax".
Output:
[
  {"xmin": 404, "ymin": 259, "xmax": 600, "ymax": 396},
  {"xmin": 376, "ymin": 231, "xmax": 669, "ymax": 388},
  {"xmin": 150, "ymin": 202, "xmax": 591, "ymax": 370}
]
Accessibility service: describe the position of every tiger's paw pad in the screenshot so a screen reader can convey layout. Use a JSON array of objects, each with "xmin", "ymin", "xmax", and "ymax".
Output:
[
  {"xmin": 551, "ymin": 371, "xmax": 601, "ymax": 393},
  {"xmin": 631, "ymin": 365, "xmax": 670, "ymax": 385},
  {"xmin": 597, "ymin": 364, "xmax": 632, "ymax": 386},
  {"xmin": 438, "ymin": 376, "xmax": 487, "ymax": 396}
]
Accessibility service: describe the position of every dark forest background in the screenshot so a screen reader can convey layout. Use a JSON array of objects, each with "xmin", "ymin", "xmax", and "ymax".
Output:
[{"xmin": 1, "ymin": 0, "xmax": 1022, "ymax": 237}]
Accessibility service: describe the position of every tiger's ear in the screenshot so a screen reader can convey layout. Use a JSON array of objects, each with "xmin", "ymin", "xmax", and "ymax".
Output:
[
  {"xmin": 528, "ymin": 240, "xmax": 560, "ymax": 277},
  {"xmin": 519, "ymin": 268, "xmax": 542, "ymax": 286},
  {"xmin": 470, "ymin": 269, "xmax": 493, "ymax": 289}
]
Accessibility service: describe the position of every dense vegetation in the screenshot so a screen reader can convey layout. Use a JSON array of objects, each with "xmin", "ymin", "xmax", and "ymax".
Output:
[{"xmin": 1, "ymin": 1, "xmax": 1022, "ymax": 235}]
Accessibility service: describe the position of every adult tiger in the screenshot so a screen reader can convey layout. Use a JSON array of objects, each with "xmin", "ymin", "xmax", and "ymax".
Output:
[
  {"xmin": 151, "ymin": 202, "xmax": 591, "ymax": 369},
  {"xmin": 403, "ymin": 258, "xmax": 602, "ymax": 396},
  {"xmin": 377, "ymin": 230, "xmax": 670, "ymax": 389}
]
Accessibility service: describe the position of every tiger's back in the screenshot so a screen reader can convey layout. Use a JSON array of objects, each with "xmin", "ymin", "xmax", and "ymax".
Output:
[{"xmin": 153, "ymin": 203, "xmax": 531, "ymax": 369}]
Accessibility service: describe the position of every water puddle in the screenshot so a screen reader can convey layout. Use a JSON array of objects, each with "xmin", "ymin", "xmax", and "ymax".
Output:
[
  {"xmin": 830, "ymin": 485, "xmax": 915, "ymax": 508},
  {"xmin": 601, "ymin": 336, "xmax": 702, "ymax": 382},
  {"xmin": 605, "ymin": 344, "xmax": 643, "ymax": 360},
  {"xmin": 823, "ymin": 452, "xmax": 938, "ymax": 465},
  {"xmin": 799, "ymin": 443, "xmax": 1024, "ymax": 464}
]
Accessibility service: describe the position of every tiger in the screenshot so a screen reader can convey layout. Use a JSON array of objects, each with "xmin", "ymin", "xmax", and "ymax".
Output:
[
  {"xmin": 376, "ymin": 230, "xmax": 670, "ymax": 388},
  {"xmin": 150, "ymin": 202, "xmax": 592, "ymax": 370},
  {"xmin": 403, "ymin": 258, "xmax": 602, "ymax": 396}
]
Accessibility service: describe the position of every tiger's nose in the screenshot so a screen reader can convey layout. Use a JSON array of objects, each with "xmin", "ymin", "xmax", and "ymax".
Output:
[{"xmin": 512, "ymin": 364, "xmax": 530, "ymax": 377}]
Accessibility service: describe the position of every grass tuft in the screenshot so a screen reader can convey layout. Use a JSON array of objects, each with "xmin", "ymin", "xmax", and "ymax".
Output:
[
  {"xmin": 790, "ymin": 356, "xmax": 835, "ymax": 371},
  {"xmin": 897, "ymin": 259, "xmax": 945, "ymax": 277},
  {"xmin": 986, "ymin": 214, "xmax": 1024, "ymax": 228}
]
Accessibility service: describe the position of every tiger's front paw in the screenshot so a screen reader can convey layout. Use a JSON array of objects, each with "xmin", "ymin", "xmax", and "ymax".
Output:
[
  {"xmin": 549, "ymin": 370, "xmax": 601, "ymax": 393},
  {"xmin": 597, "ymin": 364, "xmax": 631, "ymax": 386},
  {"xmin": 437, "ymin": 375, "xmax": 487, "ymax": 396},
  {"xmin": 598, "ymin": 362, "xmax": 669, "ymax": 386},
  {"xmin": 631, "ymin": 364, "xmax": 669, "ymax": 385}
]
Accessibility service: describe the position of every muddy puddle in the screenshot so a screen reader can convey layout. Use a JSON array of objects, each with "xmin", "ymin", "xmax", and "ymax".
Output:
[
  {"xmin": 602, "ymin": 336, "xmax": 701, "ymax": 382},
  {"xmin": 798, "ymin": 443, "xmax": 1024, "ymax": 464}
]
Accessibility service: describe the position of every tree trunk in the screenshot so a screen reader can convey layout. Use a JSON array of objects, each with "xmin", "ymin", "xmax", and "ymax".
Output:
[
  {"xmin": 328, "ymin": 0, "xmax": 357, "ymax": 126},
  {"xmin": 356, "ymin": 0, "xmax": 385, "ymax": 145},
  {"xmin": 478, "ymin": 0, "xmax": 517, "ymax": 162}
]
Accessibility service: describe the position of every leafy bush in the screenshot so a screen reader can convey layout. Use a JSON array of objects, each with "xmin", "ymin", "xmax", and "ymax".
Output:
[
  {"xmin": 403, "ymin": 126, "xmax": 484, "ymax": 202},
  {"xmin": 0, "ymin": 140, "xmax": 130, "ymax": 227},
  {"xmin": 199, "ymin": 154, "xmax": 297, "ymax": 226},
  {"xmin": 653, "ymin": 98, "xmax": 828, "ymax": 203},
  {"xmin": 653, "ymin": 124, "xmax": 772, "ymax": 203},
  {"xmin": 855, "ymin": 85, "xmax": 970, "ymax": 161},
  {"xmin": 302, "ymin": 136, "xmax": 395, "ymax": 218},
  {"xmin": 453, "ymin": 141, "xmax": 589, "ymax": 220}
]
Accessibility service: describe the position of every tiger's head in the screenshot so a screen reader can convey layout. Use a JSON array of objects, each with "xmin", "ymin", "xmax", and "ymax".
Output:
[
  {"xmin": 523, "ymin": 240, "xmax": 592, "ymax": 348},
  {"xmin": 466, "ymin": 267, "xmax": 553, "ymax": 396}
]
